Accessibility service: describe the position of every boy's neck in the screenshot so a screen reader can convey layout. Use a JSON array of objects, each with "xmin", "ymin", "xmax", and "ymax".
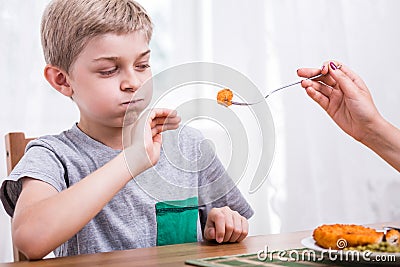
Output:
[{"xmin": 77, "ymin": 122, "xmax": 123, "ymax": 150}]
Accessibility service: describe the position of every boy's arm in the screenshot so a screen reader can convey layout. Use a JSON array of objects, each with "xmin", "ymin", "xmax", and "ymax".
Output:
[
  {"xmin": 196, "ymin": 136, "xmax": 253, "ymax": 243},
  {"xmin": 13, "ymin": 153, "xmax": 131, "ymax": 260},
  {"xmin": 12, "ymin": 109, "xmax": 180, "ymax": 260}
]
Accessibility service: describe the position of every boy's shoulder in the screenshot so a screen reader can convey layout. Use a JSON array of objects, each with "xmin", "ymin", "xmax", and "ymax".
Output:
[
  {"xmin": 25, "ymin": 124, "xmax": 106, "ymax": 156},
  {"xmin": 26, "ymin": 125, "xmax": 79, "ymax": 151}
]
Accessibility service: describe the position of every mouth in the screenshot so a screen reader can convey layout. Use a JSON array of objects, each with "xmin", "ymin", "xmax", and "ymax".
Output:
[{"xmin": 122, "ymin": 99, "xmax": 144, "ymax": 106}]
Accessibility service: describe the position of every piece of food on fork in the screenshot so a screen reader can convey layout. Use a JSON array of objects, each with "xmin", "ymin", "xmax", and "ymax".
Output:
[{"xmin": 217, "ymin": 88, "xmax": 233, "ymax": 107}]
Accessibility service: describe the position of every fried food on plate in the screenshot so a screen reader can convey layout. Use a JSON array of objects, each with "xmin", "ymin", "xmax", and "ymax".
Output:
[
  {"xmin": 313, "ymin": 224, "xmax": 384, "ymax": 250},
  {"xmin": 217, "ymin": 88, "xmax": 233, "ymax": 106}
]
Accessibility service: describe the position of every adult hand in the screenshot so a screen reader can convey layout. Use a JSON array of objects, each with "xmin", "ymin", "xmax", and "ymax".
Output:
[
  {"xmin": 297, "ymin": 61, "xmax": 382, "ymax": 143},
  {"xmin": 123, "ymin": 108, "xmax": 181, "ymax": 177},
  {"xmin": 204, "ymin": 206, "xmax": 249, "ymax": 243}
]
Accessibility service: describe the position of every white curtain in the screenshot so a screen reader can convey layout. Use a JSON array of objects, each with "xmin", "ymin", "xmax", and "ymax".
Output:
[{"xmin": 1, "ymin": 0, "xmax": 400, "ymax": 263}]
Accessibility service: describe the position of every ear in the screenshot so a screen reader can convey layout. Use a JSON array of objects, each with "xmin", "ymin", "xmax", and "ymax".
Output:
[{"xmin": 44, "ymin": 64, "xmax": 73, "ymax": 97}]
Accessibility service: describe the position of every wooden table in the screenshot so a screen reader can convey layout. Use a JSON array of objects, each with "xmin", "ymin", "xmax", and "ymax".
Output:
[{"xmin": 0, "ymin": 222, "xmax": 394, "ymax": 267}]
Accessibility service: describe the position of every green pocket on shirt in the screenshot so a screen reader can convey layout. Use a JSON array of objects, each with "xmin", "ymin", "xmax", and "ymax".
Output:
[{"xmin": 156, "ymin": 197, "xmax": 198, "ymax": 246}]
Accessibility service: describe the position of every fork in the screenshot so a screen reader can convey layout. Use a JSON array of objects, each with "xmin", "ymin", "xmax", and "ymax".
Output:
[{"xmin": 230, "ymin": 72, "xmax": 325, "ymax": 106}]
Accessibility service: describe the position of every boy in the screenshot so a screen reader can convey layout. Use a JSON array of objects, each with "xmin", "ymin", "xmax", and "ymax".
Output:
[{"xmin": 0, "ymin": 0, "xmax": 253, "ymax": 260}]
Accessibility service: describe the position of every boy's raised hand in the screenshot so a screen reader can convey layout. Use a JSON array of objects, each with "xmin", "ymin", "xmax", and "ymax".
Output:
[
  {"xmin": 204, "ymin": 206, "xmax": 249, "ymax": 243},
  {"xmin": 124, "ymin": 108, "xmax": 181, "ymax": 177}
]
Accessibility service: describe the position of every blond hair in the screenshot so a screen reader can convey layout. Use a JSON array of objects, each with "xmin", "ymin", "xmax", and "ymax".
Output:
[{"xmin": 41, "ymin": 0, "xmax": 153, "ymax": 73}]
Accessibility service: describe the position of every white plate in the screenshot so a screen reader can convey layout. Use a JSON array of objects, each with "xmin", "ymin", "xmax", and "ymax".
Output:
[
  {"xmin": 301, "ymin": 236, "xmax": 400, "ymax": 265},
  {"xmin": 301, "ymin": 236, "xmax": 327, "ymax": 251}
]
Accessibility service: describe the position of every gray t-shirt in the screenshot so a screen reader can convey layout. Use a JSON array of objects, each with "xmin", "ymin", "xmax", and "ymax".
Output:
[{"xmin": 1, "ymin": 124, "xmax": 253, "ymax": 257}]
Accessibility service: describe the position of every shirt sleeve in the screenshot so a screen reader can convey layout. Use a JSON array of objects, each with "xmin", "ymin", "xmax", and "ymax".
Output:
[{"xmin": 0, "ymin": 139, "xmax": 67, "ymax": 217}]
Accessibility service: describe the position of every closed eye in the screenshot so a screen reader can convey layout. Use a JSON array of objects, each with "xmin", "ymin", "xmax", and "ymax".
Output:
[
  {"xmin": 99, "ymin": 67, "xmax": 118, "ymax": 76},
  {"xmin": 135, "ymin": 64, "xmax": 150, "ymax": 71}
]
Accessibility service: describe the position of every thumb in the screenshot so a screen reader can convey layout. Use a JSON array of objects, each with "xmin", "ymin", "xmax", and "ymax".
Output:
[{"xmin": 204, "ymin": 226, "xmax": 216, "ymax": 240}]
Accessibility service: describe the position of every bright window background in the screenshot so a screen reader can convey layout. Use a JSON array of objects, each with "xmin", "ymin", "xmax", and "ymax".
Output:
[{"xmin": 1, "ymin": 0, "xmax": 400, "ymax": 262}]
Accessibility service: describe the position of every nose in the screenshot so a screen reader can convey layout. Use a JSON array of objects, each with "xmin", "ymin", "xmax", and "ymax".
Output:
[{"xmin": 120, "ymin": 69, "xmax": 142, "ymax": 92}]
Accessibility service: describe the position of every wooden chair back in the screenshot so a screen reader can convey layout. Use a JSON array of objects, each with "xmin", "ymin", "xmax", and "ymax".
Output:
[{"xmin": 5, "ymin": 132, "xmax": 35, "ymax": 261}]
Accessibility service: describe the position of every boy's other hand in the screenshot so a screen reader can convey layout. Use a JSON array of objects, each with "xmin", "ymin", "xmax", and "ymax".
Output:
[{"xmin": 204, "ymin": 206, "xmax": 249, "ymax": 243}]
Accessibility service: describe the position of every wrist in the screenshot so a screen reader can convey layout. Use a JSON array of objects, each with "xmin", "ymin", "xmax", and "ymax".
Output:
[
  {"xmin": 114, "ymin": 152, "xmax": 137, "ymax": 180},
  {"xmin": 121, "ymin": 146, "xmax": 152, "ymax": 179},
  {"xmin": 358, "ymin": 116, "xmax": 400, "ymax": 172},
  {"xmin": 358, "ymin": 115, "xmax": 388, "ymax": 147},
  {"xmin": 358, "ymin": 115, "xmax": 399, "ymax": 158}
]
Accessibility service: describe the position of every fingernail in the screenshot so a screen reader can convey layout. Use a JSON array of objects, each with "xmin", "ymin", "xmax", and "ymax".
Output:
[
  {"xmin": 321, "ymin": 65, "xmax": 325, "ymax": 71},
  {"xmin": 330, "ymin": 62, "xmax": 337, "ymax": 70}
]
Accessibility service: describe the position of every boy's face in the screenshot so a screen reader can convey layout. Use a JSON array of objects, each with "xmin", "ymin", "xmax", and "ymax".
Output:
[{"xmin": 67, "ymin": 31, "xmax": 152, "ymax": 128}]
